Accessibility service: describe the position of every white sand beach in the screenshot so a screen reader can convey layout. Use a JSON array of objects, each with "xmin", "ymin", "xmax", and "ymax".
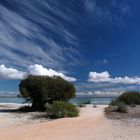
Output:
[{"xmin": 0, "ymin": 104, "xmax": 140, "ymax": 140}]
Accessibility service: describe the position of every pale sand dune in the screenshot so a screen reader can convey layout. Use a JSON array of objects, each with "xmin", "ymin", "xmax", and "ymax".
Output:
[{"xmin": 0, "ymin": 105, "xmax": 140, "ymax": 140}]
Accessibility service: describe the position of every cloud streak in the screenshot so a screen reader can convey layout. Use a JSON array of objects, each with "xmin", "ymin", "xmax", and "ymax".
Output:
[
  {"xmin": 82, "ymin": 0, "xmax": 131, "ymax": 29},
  {"xmin": 0, "ymin": 1, "xmax": 80, "ymax": 70},
  {"xmin": 0, "ymin": 64, "xmax": 76, "ymax": 82}
]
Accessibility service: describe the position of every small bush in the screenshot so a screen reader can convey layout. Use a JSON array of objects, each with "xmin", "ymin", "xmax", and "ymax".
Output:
[
  {"xmin": 104, "ymin": 105, "xmax": 117, "ymax": 113},
  {"xmin": 46, "ymin": 101, "xmax": 79, "ymax": 118},
  {"xmin": 110, "ymin": 100, "xmax": 119, "ymax": 106},
  {"xmin": 117, "ymin": 91, "xmax": 140, "ymax": 105},
  {"xmin": 129, "ymin": 103, "xmax": 136, "ymax": 107},
  {"xmin": 77, "ymin": 104, "xmax": 86, "ymax": 108},
  {"xmin": 80, "ymin": 100, "xmax": 90, "ymax": 104},
  {"xmin": 116, "ymin": 102, "xmax": 128, "ymax": 113}
]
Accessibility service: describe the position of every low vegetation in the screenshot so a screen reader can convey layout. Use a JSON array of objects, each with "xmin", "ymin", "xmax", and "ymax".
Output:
[
  {"xmin": 18, "ymin": 75, "xmax": 79, "ymax": 118},
  {"xmin": 77, "ymin": 104, "xmax": 86, "ymax": 108},
  {"xmin": 106, "ymin": 91, "xmax": 140, "ymax": 114},
  {"xmin": 46, "ymin": 101, "xmax": 79, "ymax": 118},
  {"xmin": 19, "ymin": 75, "xmax": 76, "ymax": 111},
  {"xmin": 110, "ymin": 91, "xmax": 140, "ymax": 106},
  {"xmin": 116, "ymin": 102, "xmax": 128, "ymax": 113}
]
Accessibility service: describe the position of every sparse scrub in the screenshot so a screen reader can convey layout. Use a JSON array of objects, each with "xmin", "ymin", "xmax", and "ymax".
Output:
[
  {"xmin": 80, "ymin": 100, "xmax": 91, "ymax": 104},
  {"xmin": 77, "ymin": 104, "xmax": 86, "ymax": 108},
  {"xmin": 116, "ymin": 102, "xmax": 128, "ymax": 113},
  {"xmin": 106, "ymin": 91, "xmax": 140, "ymax": 114},
  {"xmin": 104, "ymin": 105, "xmax": 117, "ymax": 113},
  {"xmin": 46, "ymin": 101, "xmax": 79, "ymax": 118},
  {"xmin": 110, "ymin": 91, "xmax": 140, "ymax": 106}
]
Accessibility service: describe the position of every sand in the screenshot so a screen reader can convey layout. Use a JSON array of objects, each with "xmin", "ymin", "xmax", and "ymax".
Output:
[{"xmin": 0, "ymin": 104, "xmax": 140, "ymax": 140}]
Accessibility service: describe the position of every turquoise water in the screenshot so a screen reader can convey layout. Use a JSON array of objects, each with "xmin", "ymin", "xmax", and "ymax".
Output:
[
  {"xmin": 0, "ymin": 96, "xmax": 117, "ymax": 104},
  {"xmin": 0, "ymin": 96, "xmax": 25, "ymax": 104},
  {"xmin": 70, "ymin": 96, "xmax": 117, "ymax": 105}
]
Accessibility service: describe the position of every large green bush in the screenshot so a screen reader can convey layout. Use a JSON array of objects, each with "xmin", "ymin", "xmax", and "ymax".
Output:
[
  {"xmin": 110, "ymin": 91, "xmax": 140, "ymax": 106},
  {"xmin": 46, "ymin": 101, "xmax": 79, "ymax": 118},
  {"xmin": 19, "ymin": 75, "xmax": 76, "ymax": 111}
]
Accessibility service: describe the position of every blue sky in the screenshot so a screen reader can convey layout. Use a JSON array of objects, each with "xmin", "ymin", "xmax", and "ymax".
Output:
[{"xmin": 0, "ymin": 0, "xmax": 140, "ymax": 94}]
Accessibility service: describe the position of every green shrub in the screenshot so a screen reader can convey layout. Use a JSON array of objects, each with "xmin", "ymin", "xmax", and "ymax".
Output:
[
  {"xmin": 46, "ymin": 101, "xmax": 79, "ymax": 118},
  {"xmin": 110, "ymin": 91, "xmax": 140, "ymax": 106},
  {"xmin": 110, "ymin": 100, "xmax": 119, "ymax": 106},
  {"xmin": 19, "ymin": 75, "xmax": 76, "ymax": 111}
]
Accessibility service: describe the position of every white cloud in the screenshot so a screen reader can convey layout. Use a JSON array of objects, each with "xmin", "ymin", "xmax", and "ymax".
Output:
[
  {"xmin": 88, "ymin": 71, "xmax": 110, "ymax": 82},
  {"xmin": 0, "ymin": 64, "xmax": 76, "ymax": 82},
  {"xmin": 28, "ymin": 64, "xmax": 76, "ymax": 82},
  {"xmin": 112, "ymin": 77, "xmax": 140, "ymax": 84},
  {"xmin": 0, "ymin": 65, "xmax": 27, "ymax": 80},
  {"xmin": 88, "ymin": 71, "xmax": 140, "ymax": 84}
]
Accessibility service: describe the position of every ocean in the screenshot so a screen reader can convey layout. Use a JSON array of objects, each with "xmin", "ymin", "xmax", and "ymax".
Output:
[
  {"xmin": 0, "ymin": 96, "xmax": 25, "ymax": 104},
  {"xmin": 70, "ymin": 96, "xmax": 117, "ymax": 105},
  {"xmin": 0, "ymin": 95, "xmax": 117, "ymax": 105}
]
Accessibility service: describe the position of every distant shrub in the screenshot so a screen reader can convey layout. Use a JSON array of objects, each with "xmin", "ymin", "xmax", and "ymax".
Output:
[
  {"xmin": 80, "ymin": 100, "xmax": 91, "ymax": 104},
  {"xmin": 129, "ymin": 103, "xmax": 136, "ymax": 107},
  {"xmin": 110, "ymin": 91, "xmax": 140, "ymax": 106},
  {"xmin": 104, "ymin": 105, "xmax": 117, "ymax": 113},
  {"xmin": 116, "ymin": 102, "xmax": 128, "ymax": 113},
  {"xmin": 77, "ymin": 104, "xmax": 86, "ymax": 108},
  {"xmin": 46, "ymin": 101, "xmax": 79, "ymax": 118},
  {"xmin": 110, "ymin": 100, "xmax": 119, "ymax": 106},
  {"xmin": 93, "ymin": 104, "xmax": 97, "ymax": 108}
]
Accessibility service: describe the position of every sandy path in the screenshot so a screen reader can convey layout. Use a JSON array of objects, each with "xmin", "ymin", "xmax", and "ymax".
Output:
[{"xmin": 0, "ymin": 105, "xmax": 140, "ymax": 140}]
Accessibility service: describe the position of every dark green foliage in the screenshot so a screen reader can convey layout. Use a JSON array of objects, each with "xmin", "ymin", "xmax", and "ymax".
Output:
[
  {"xmin": 110, "ymin": 91, "xmax": 140, "ymax": 106},
  {"xmin": 110, "ymin": 100, "xmax": 119, "ymax": 106},
  {"xmin": 19, "ymin": 75, "xmax": 76, "ymax": 111},
  {"xmin": 46, "ymin": 101, "xmax": 79, "ymax": 118}
]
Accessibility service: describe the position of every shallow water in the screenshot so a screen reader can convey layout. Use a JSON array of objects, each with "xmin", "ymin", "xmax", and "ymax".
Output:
[
  {"xmin": 0, "ymin": 96, "xmax": 25, "ymax": 104},
  {"xmin": 70, "ymin": 96, "xmax": 117, "ymax": 104},
  {"xmin": 0, "ymin": 96, "xmax": 117, "ymax": 104}
]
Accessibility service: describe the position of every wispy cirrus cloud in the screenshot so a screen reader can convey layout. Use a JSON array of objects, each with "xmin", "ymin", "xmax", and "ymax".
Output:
[
  {"xmin": 0, "ymin": 64, "xmax": 76, "ymax": 81},
  {"xmin": 0, "ymin": 0, "xmax": 80, "ymax": 70},
  {"xmin": 82, "ymin": 0, "xmax": 131, "ymax": 29},
  {"xmin": 0, "ymin": 0, "xmax": 132, "ymax": 71}
]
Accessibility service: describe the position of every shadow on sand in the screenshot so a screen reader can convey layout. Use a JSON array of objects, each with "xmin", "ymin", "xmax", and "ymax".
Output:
[
  {"xmin": 0, "ymin": 105, "xmax": 18, "ymax": 113},
  {"xmin": 0, "ymin": 108, "xmax": 17, "ymax": 113}
]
